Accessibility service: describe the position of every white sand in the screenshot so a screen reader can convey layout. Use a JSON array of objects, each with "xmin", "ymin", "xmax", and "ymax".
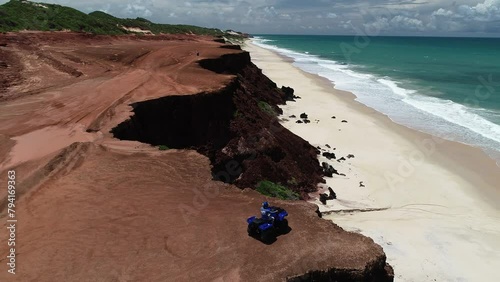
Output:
[{"xmin": 244, "ymin": 41, "xmax": 500, "ymax": 282}]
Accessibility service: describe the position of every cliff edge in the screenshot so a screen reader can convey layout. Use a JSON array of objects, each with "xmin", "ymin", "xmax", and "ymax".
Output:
[{"xmin": 0, "ymin": 32, "xmax": 393, "ymax": 281}]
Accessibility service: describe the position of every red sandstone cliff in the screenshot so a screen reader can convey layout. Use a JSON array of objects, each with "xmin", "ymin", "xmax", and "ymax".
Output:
[{"xmin": 0, "ymin": 32, "xmax": 393, "ymax": 281}]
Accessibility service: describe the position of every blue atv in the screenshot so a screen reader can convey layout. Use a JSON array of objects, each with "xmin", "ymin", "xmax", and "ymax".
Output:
[{"xmin": 247, "ymin": 203, "xmax": 289, "ymax": 242}]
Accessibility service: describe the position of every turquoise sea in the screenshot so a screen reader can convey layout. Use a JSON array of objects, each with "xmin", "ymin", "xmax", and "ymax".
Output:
[{"xmin": 253, "ymin": 35, "xmax": 500, "ymax": 164}]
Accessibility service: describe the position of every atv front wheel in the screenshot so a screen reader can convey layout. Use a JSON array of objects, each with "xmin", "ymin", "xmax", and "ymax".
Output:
[
  {"xmin": 247, "ymin": 224, "xmax": 258, "ymax": 236},
  {"xmin": 260, "ymin": 228, "xmax": 275, "ymax": 243},
  {"xmin": 277, "ymin": 219, "xmax": 290, "ymax": 234}
]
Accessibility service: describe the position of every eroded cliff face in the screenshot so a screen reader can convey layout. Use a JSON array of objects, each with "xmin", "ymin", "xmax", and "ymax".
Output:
[
  {"xmin": 287, "ymin": 254, "xmax": 394, "ymax": 282},
  {"xmin": 112, "ymin": 50, "xmax": 325, "ymax": 196}
]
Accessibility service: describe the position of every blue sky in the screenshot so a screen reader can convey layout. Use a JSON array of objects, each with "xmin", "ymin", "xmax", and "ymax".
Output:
[{"xmin": 3, "ymin": 0, "xmax": 500, "ymax": 36}]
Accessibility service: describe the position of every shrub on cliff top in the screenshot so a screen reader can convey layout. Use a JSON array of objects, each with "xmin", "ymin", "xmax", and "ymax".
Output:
[
  {"xmin": 258, "ymin": 101, "xmax": 277, "ymax": 116},
  {"xmin": 256, "ymin": 180, "xmax": 300, "ymax": 200}
]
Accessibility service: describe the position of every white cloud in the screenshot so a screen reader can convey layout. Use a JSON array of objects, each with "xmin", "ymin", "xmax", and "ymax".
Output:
[
  {"xmin": 339, "ymin": 20, "xmax": 353, "ymax": 30},
  {"xmin": 264, "ymin": 6, "xmax": 278, "ymax": 17},
  {"xmin": 123, "ymin": 3, "xmax": 152, "ymax": 18},
  {"xmin": 364, "ymin": 15, "xmax": 424, "ymax": 32},
  {"xmin": 457, "ymin": 0, "xmax": 500, "ymax": 21},
  {"xmin": 432, "ymin": 8, "xmax": 454, "ymax": 17},
  {"xmin": 327, "ymin": 12, "xmax": 338, "ymax": 19},
  {"xmin": 2, "ymin": 0, "xmax": 500, "ymax": 35},
  {"xmin": 427, "ymin": 0, "xmax": 500, "ymax": 32}
]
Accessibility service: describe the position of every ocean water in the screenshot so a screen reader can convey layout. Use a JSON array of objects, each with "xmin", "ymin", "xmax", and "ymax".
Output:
[{"xmin": 252, "ymin": 35, "xmax": 500, "ymax": 165}]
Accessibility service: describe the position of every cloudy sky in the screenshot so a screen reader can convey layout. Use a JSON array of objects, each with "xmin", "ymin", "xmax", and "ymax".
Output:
[{"xmin": 3, "ymin": 0, "xmax": 500, "ymax": 36}]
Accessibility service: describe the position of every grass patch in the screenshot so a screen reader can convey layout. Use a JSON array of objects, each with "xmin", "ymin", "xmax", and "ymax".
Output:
[
  {"xmin": 158, "ymin": 145, "xmax": 169, "ymax": 151},
  {"xmin": 258, "ymin": 101, "xmax": 277, "ymax": 116},
  {"xmin": 255, "ymin": 180, "xmax": 300, "ymax": 200}
]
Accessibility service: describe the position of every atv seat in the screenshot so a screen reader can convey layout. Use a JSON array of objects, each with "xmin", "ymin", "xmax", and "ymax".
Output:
[{"xmin": 252, "ymin": 218, "xmax": 272, "ymax": 225}]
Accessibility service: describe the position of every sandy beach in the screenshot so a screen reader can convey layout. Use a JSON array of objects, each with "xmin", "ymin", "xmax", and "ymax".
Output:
[{"xmin": 244, "ymin": 41, "xmax": 500, "ymax": 281}]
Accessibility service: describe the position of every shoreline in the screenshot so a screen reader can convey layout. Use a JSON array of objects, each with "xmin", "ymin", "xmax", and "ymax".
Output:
[
  {"xmin": 255, "ymin": 39, "xmax": 500, "ymax": 168},
  {"xmin": 244, "ymin": 41, "xmax": 500, "ymax": 281}
]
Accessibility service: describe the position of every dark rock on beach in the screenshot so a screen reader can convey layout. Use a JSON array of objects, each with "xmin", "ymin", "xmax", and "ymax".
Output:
[
  {"xmin": 300, "ymin": 113, "xmax": 308, "ymax": 119},
  {"xmin": 322, "ymin": 152, "xmax": 336, "ymax": 160},
  {"xmin": 319, "ymin": 193, "xmax": 328, "ymax": 205},
  {"xmin": 281, "ymin": 85, "xmax": 295, "ymax": 101},
  {"xmin": 319, "ymin": 187, "xmax": 337, "ymax": 205},
  {"xmin": 328, "ymin": 187, "xmax": 337, "ymax": 199},
  {"xmin": 322, "ymin": 162, "xmax": 340, "ymax": 177}
]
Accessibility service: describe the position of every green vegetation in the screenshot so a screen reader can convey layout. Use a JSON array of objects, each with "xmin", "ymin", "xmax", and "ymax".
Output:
[
  {"xmin": 0, "ymin": 0, "xmax": 126, "ymax": 34},
  {"xmin": 0, "ymin": 0, "xmax": 240, "ymax": 37},
  {"xmin": 255, "ymin": 180, "xmax": 300, "ymax": 200},
  {"xmin": 258, "ymin": 101, "xmax": 277, "ymax": 116},
  {"xmin": 158, "ymin": 145, "xmax": 170, "ymax": 151}
]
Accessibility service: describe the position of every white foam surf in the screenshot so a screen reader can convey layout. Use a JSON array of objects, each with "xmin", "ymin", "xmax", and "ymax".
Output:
[{"xmin": 251, "ymin": 37, "xmax": 500, "ymax": 164}]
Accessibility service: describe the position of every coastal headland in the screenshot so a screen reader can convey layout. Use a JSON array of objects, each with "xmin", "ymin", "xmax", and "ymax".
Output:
[{"xmin": 0, "ymin": 32, "xmax": 393, "ymax": 281}]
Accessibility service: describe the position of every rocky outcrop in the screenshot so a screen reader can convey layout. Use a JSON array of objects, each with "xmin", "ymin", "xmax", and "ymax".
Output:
[
  {"xmin": 323, "ymin": 152, "xmax": 337, "ymax": 160},
  {"xmin": 322, "ymin": 162, "xmax": 343, "ymax": 177},
  {"xmin": 319, "ymin": 187, "xmax": 337, "ymax": 205},
  {"xmin": 113, "ymin": 51, "xmax": 324, "ymax": 196}
]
